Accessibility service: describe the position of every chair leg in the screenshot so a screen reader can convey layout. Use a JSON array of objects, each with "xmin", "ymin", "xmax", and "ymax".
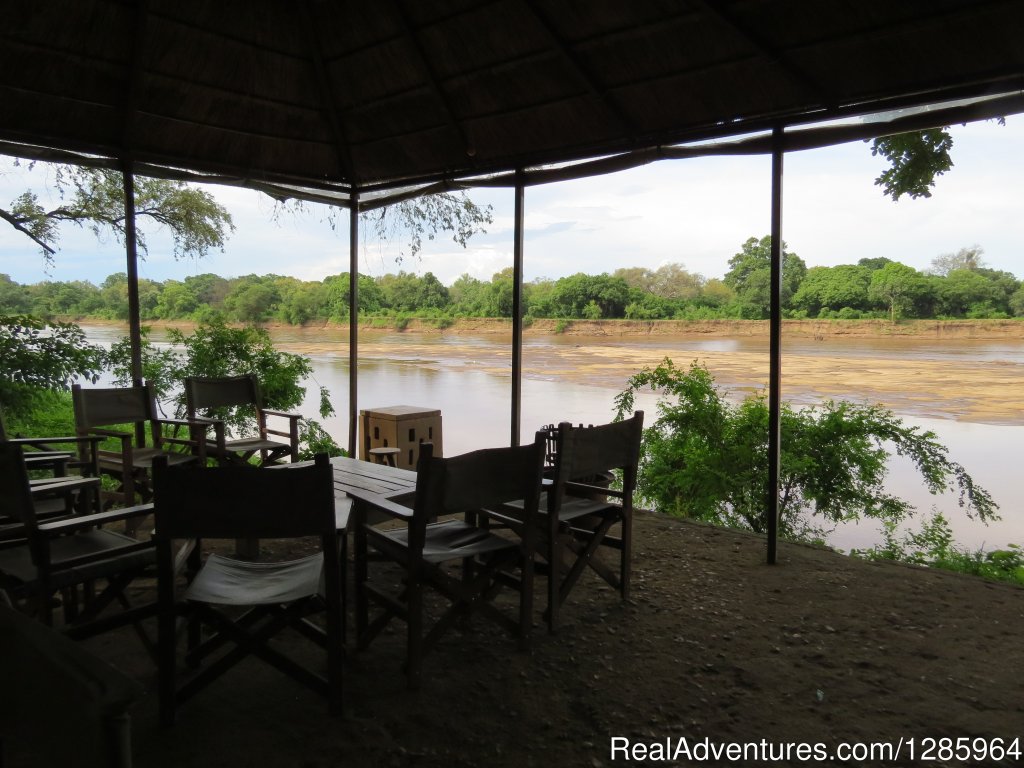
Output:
[
  {"xmin": 620, "ymin": 513, "xmax": 632, "ymax": 602},
  {"xmin": 406, "ymin": 575, "xmax": 423, "ymax": 690},
  {"xmin": 157, "ymin": 547, "xmax": 177, "ymax": 726}
]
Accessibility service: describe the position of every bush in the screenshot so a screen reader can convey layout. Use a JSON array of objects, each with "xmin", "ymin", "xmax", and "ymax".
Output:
[
  {"xmin": 0, "ymin": 315, "xmax": 106, "ymax": 420},
  {"xmin": 614, "ymin": 358, "xmax": 997, "ymax": 541},
  {"xmin": 852, "ymin": 513, "xmax": 1024, "ymax": 586}
]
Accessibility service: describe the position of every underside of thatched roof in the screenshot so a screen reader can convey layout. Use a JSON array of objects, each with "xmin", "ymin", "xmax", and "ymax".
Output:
[{"xmin": 2, "ymin": 0, "xmax": 1023, "ymax": 196}]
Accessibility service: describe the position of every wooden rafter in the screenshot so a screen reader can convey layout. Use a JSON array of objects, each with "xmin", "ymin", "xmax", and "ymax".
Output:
[
  {"xmin": 297, "ymin": 0, "xmax": 355, "ymax": 181},
  {"xmin": 516, "ymin": 0, "xmax": 636, "ymax": 139}
]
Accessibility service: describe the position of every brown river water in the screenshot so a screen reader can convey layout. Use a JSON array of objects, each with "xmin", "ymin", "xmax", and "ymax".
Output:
[{"xmin": 83, "ymin": 325, "xmax": 1024, "ymax": 552}]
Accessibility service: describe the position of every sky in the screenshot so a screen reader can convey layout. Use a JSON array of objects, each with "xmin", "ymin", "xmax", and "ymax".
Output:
[{"xmin": 0, "ymin": 115, "xmax": 1022, "ymax": 288}]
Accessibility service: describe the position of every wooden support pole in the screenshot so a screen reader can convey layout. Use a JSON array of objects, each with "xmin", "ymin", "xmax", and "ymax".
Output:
[
  {"xmin": 121, "ymin": 161, "xmax": 143, "ymax": 388},
  {"xmin": 511, "ymin": 172, "xmax": 525, "ymax": 447},
  {"xmin": 121, "ymin": 161, "xmax": 146, "ymax": 447},
  {"xmin": 348, "ymin": 193, "xmax": 359, "ymax": 459},
  {"xmin": 766, "ymin": 127, "xmax": 784, "ymax": 565}
]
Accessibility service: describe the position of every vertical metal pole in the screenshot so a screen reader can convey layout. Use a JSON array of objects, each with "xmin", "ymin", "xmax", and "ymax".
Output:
[
  {"xmin": 121, "ymin": 161, "xmax": 143, "ymax": 388},
  {"xmin": 348, "ymin": 192, "xmax": 359, "ymax": 458},
  {"xmin": 511, "ymin": 172, "xmax": 525, "ymax": 447},
  {"xmin": 766, "ymin": 128, "xmax": 784, "ymax": 565}
]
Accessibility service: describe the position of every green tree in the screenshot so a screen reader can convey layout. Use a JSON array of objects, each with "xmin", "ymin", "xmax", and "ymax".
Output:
[
  {"xmin": 1, "ymin": 164, "xmax": 234, "ymax": 264},
  {"xmin": 614, "ymin": 359, "xmax": 996, "ymax": 540},
  {"xmin": 275, "ymin": 277, "xmax": 329, "ymax": 325},
  {"xmin": 484, "ymin": 268, "xmax": 515, "ymax": 317},
  {"xmin": 936, "ymin": 268, "xmax": 1006, "ymax": 317},
  {"xmin": 857, "ymin": 256, "xmax": 893, "ymax": 272},
  {"xmin": 98, "ymin": 272, "xmax": 130, "ymax": 319},
  {"xmin": 0, "ymin": 315, "xmax": 106, "ymax": 419},
  {"xmin": 868, "ymin": 262, "xmax": 925, "ymax": 321},
  {"xmin": 548, "ymin": 273, "xmax": 630, "ymax": 318},
  {"xmin": 0, "ymin": 274, "xmax": 31, "ymax": 314},
  {"xmin": 723, "ymin": 236, "xmax": 806, "ymax": 317},
  {"xmin": 1010, "ymin": 285, "xmax": 1024, "ymax": 317},
  {"xmin": 223, "ymin": 275, "xmax": 281, "ymax": 323},
  {"xmin": 155, "ymin": 279, "xmax": 200, "ymax": 319},
  {"xmin": 184, "ymin": 273, "xmax": 230, "ymax": 308},
  {"xmin": 448, "ymin": 273, "xmax": 489, "ymax": 316},
  {"xmin": 791, "ymin": 264, "xmax": 872, "ymax": 316},
  {"xmin": 869, "ymin": 129, "xmax": 954, "ymax": 201}
]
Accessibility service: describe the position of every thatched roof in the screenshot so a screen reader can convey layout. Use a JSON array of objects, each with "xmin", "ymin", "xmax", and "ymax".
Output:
[{"xmin": 2, "ymin": 0, "xmax": 1024, "ymax": 199}]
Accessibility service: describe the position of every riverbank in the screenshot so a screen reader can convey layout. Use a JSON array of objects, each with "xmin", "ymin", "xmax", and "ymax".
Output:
[{"xmin": 75, "ymin": 316, "xmax": 1024, "ymax": 339}]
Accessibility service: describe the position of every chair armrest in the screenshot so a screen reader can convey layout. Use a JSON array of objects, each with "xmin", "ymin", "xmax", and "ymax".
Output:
[
  {"xmin": 85, "ymin": 428, "xmax": 133, "ymax": 440},
  {"xmin": 0, "ymin": 522, "xmax": 30, "ymax": 544},
  {"xmin": 6, "ymin": 434, "xmax": 104, "ymax": 447},
  {"xmin": 565, "ymin": 480, "xmax": 624, "ymax": 499},
  {"xmin": 156, "ymin": 417, "xmax": 205, "ymax": 429},
  {"xmin": 352, "ymin": 491, "xmax": 414, "ymax": 521},
  {"xmin": 29, "ymin": 476, "xmax": 100, "ymax": 496},
  {"xmin": 86, "ymin": 428, "xmax": 134, "ymax": 460},
  {"xmin": 38, "ymin": 503, "xmax": 155, "ymax": 534},
  {"xmin": 260, "ymin": 409, "xmax": 302, "ymax": 421}
]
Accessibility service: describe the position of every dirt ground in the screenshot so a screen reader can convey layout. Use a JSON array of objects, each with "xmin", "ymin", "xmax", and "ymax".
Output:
[{"xmin": 31, "ymin": 512, "xmax": 1022, "ymax": 768}]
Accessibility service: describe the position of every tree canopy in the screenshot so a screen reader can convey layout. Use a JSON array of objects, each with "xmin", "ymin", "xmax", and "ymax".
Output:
[
  {"xmin": 1, "ymin": 164, "xmax": 234, "ymax": 265},
  {"xmin": 2, "ymin": 231, "xmax": 1021, "ymax": 324}
]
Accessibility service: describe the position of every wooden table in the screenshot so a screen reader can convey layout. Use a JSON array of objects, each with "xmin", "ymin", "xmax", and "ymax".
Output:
[
  {"xmin": 322, "ymin": 455, "xmax": 417, "ymax": 531},
  {"xmin": 280, "ymin": 454, "xmax": 416, "ymax": 530}
]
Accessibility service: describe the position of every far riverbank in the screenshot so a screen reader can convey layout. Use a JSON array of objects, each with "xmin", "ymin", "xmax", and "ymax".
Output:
[{"xmin": 79, "ymin": 316, "xmax": 1024, "ymax": 339}]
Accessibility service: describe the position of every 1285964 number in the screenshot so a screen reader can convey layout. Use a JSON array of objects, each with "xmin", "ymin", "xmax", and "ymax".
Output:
[{"xmin": 908, "ymin": 736, "xmax": 1022, "ymax": 762}]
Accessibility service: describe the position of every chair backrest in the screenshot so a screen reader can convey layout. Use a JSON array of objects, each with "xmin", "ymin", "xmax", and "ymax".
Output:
[
  {"xmin": 153, "ymin": 453, "xmax": 335, "ymax": 541},
  {"xmin": 553, "ymin": 411, "xmax": 645, "ymax": 492},
  {"xmin": 72, "ymin": 383, "xmax": 157, "ymax": 431},
  {"xmin": 411, "ymin": 437, "xmax": 546, "ymax": 539},
  {"xmin": 0, "ymin": 443, "xmax": 36, "ymax": 530},
  {"xmin": 185, "ymin": 375, "xmax": 262, "ymax": 416}
]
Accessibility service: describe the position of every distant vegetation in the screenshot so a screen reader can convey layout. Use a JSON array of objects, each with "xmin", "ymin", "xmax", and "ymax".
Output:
[{"xmin": 2, "ymin": 238, "xmax": 1022, "ymax": 324}]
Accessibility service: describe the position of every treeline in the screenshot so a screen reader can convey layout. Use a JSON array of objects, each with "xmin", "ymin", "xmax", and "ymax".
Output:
[{"xmin": 2, "ymin": 237, "xmax": 1022, "ymax": 323}]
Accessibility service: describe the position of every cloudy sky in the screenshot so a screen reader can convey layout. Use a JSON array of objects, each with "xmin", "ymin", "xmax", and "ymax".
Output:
[{"xmin": 1, "ymin": 115, "xmax": 1021, "ymax": 287}]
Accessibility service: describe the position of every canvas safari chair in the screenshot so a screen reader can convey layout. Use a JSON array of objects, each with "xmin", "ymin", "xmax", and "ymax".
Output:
[
  {"xmin": 72, "ymin": 382, "xmax": 204, "ymax": 531},
  {"xmin": 0, "ymin": 443, "xmax": 158, "ymax": 643},
  {"xmin": 490, "ymin": 411, "xmax": 644, "ymax": 632},
  {"xmin": 0, "ymin": 405, "xmax": 101, "ymax": 480},
  {"xmin": 153, "ymin": 453, "xmax": 343, "ymax": 724},
  {"xmin": 354, "ymin": 438, "xmax": 545, "ymax": 689},
  {"xmin": 184, "ymin": 374, "xmax": 301, "ymax": 466}
]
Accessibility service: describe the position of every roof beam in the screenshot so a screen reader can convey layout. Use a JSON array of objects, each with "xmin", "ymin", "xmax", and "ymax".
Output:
[
  {"xmin": 119, "ymin": 0, "xmax": 150, "ymax": 154},
  {"xmin": 516, "ymin": 0, "xmax": 637, "ymax": 139},
  {"xmin": 692, "ymin": 0, "xmax": 831, "ymax": 110},
  {"xmin": 390, "ymin": 0, "xmax": 476, "ymax": 160},
  {"xmin": 298, "ymin": 0, "xmax": 355, "ymax": 182}
]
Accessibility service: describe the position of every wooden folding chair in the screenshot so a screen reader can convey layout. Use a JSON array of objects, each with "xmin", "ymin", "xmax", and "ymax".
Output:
[
  {"xmin": 184, "ymin": 374, "xmax": 301, "ymax": 466},
  {"xmin": 72, "ymin": 382, "xmax": 203, "ymax": 531},
  {"xmin": 153, "ymin": 453, "xmax": 343, "ymax": 725},
  {"xmin": 492, "ymin": 412, "xmax": 644, "ymax": 632},
  {"xmin": 1, "ymin": 407, "xmax": 104, "ymax": 518},
  {"xmin": 0, "ymin": 443, "xmax": 158, "ymax": 642},
  {"xmin": 354, "ymin": 438, "xmax": 545, "ymax": 689}
]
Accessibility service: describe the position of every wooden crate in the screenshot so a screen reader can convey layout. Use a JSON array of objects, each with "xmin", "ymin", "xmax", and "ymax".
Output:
[{"xmin": 359, "ymin": 406, "xmax": 442, "ymax": 469}]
